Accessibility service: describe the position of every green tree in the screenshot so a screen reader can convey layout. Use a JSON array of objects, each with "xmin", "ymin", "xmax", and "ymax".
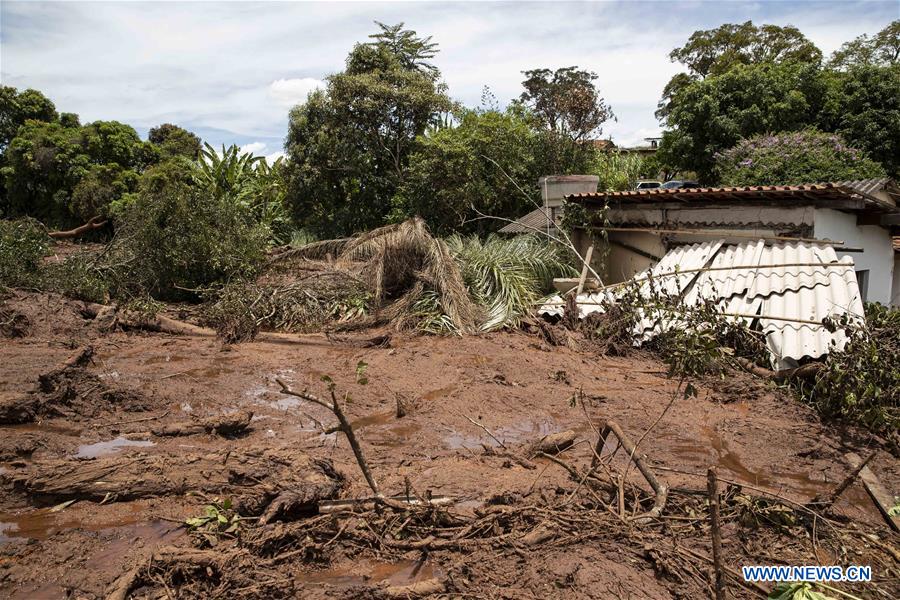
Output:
[
  {"xmin": 1, "ymin": 119, "xmax": 153, "ymax": 224},
  {"xmin": 659, "ymin": 62, "xmax": 827, "ymax": 182},
  {"xmin": 821, "ymin": 64, "xmax": 900, "ymax": 177},
  {"xmin": 518, "ymin": 67, "xmax": 613, "ymax": 174},
  {"xmin": 394, "ymin": 107, "xmax": 540, "ymax": 235},
  {"xmin": 715, "ymin": 129, "xmax": 885, "ymax": 186},
  {"xmin": 658, "ymin": 21, "xmax": 822, "ymax": 119},
  {"xmin": 829, "ymin": 20, "xmax": 899, "ymax": 69},
  {"xmin": 284, "ymin": 22, "xmax": 453, "ymax": 237},
  {"xmin": 148, "ymin": 123, "xmax": 202, "ymax": 159},
  {"xmin": 0, "ymin": 86, "xmax": 58, "ymax": 150}
]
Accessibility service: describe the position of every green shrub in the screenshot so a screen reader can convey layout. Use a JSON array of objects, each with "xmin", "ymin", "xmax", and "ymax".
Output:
[
  {"xmin": 42, "ymin": 253, "xmax": 111, "ymax": 303},
  {"xmin": 797, "ymin": 303, "xmax": 900, "ymax": 433},
  {"xmin": 0, "ymin": 219, "xmax": 50, "ymax": 289},
  {"xmin": 107, "ymin": 174, "xmax": 270, "ymax": 300},
  {"xmin": 716, "ymin": 129, "xmax": 885, "ymax": 185}
]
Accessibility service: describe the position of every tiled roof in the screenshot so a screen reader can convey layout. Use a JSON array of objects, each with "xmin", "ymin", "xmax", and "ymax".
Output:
[{"xmin": 568, "ymin": 178, "xmax": 898, "ymax": 212}]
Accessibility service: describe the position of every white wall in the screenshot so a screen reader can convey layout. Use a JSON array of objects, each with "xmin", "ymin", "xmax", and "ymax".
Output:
[
  {"xmin": 893, "ymin": 255, "xmax": 900, "ymax": 307},
  {"xmin": 814, "ymin": 208, "xmax": 895, "ymax": 305}
]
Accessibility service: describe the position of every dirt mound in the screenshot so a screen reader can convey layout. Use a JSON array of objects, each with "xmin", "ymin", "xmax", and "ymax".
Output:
[
  {"xmin": 0, "ymin": 303, "xmax": 31, "ymax": 338},
  {"xmin": 0, "ymin": 346, "xmax": 151, "ymax": 424}
]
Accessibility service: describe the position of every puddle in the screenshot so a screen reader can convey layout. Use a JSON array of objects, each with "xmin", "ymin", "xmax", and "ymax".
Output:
[
  {"xmin": 142, "ymin": 354, "xmax": 188, "ymax": 365},
  {"xmin": 666, "ymin": 427, "xmax": 874, "ymax": 509},
  {"xmin": 444, "ymin": 418, "xmax": 559, "ymax": 450},
  {"xmin": 300, "ymin": 559, "xmax": 440, "ymax": 588},
  {"xmin": 0, "ymin": 501, "xmax": 178, "ymax": 546},
  {"xmin": 75, "ymin": 437, "xmax": 155, "ymax": 459}
]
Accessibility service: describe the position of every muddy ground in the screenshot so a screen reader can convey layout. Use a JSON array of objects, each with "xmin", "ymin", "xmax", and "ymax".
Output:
[{"xmin": 1, "ymin": 290, "xmax": 898, "ymax": 599}]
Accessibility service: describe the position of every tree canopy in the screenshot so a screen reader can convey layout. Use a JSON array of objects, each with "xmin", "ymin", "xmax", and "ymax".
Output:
[
  {"xmin": 284, "ymin": 22, "xmax": 453, "ymax": 238},
  {"xmin": 519, "ymin": 67, "xmax": 613, "ymax": 174},
  {"xmin": 658, "ymin": 20, "xmax": 900, "ymax": 182}
]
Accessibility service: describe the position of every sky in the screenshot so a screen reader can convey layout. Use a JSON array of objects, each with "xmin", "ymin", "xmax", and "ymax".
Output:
[{"xmin": 1, "ymin": 1, "xmax": 897, "ymax": 162}]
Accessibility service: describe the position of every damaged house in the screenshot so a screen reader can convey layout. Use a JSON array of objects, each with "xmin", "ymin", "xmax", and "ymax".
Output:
[{"xmin": 505, "ymin": 177, "xmax": 900, "ymax": 368}]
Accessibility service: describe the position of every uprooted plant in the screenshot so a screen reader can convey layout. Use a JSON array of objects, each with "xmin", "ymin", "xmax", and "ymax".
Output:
[{"xmin": 796, "ymin": 303, "xmax": 900, "ymax": 434}]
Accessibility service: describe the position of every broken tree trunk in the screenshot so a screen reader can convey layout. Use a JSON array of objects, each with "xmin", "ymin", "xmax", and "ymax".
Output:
[
  {"xmin": 48, "ymin": 215, "xmax": 107, "ymax": 239},
  {"xmin": 734, "ymin": 358, "xmax": 824, "ymax": 383},
  {"xmin": 152, "ymin": 410, "xmax": 253, "ymax": 437}
]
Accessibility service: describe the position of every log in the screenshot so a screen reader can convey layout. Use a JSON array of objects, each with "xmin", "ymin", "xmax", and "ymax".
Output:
[
  {"xmin": 49, "ymin": 215, "xmax": 107, "ymax": 239},
  {"xmin": 12, "ymin": 451, "xmax": 343, "ymax": 508},
  {"xmin": 530, "ymin": 430, "xmax": 577, "ymax": 456},
  {"xmin": 152, "ymin": 411, "xmax": 252, "ymax": 437},
  {"xmin": 734, "ymin": 358, "xmax": 824, "ymax": 383}
]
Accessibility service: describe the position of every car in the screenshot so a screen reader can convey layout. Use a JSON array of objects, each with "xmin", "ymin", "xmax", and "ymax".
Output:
[
  {"xmin": 660, "ymin": 180, "xmax": 700, "ymax": 189},
  {"xmin": 634, "ymin": 180, "xmax": 662, "ymax": 190}
]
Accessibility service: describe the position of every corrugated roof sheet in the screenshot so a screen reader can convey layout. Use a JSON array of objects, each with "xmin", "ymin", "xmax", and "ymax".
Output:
[
  {"xmin": 498, "ymin": 207, "xmax": 554, "ymax": 234},
  {"xmin": 893, "ymin": 237, "xmax": 900, "ymax": 252},
  {"xmin": 539, "ymin": 239, "xmax": 865, "ymax": 369}
]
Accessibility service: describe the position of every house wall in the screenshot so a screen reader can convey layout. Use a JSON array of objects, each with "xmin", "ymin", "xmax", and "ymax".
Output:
[
  {"xmin": 813, "ymin": 208, "xmax": 895, "ymax": 305},
  {"xmin": 893, "ymin": 254, "xmax": 900, "ymax": 307}
]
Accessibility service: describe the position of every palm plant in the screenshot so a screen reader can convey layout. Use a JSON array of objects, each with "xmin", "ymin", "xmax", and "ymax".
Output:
[{"xmin": 446, "ymin": 234, "xmax": 575, "ymax": 330}]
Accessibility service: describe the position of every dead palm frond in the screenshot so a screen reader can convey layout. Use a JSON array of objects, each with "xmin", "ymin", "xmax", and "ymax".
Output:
[{"xmin": 446, "ymin": 234, "xmax": 576, "ymax": 330}]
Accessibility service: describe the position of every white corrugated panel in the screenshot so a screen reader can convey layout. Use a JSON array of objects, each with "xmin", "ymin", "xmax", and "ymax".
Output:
[{"xmin": 539, "ymin": 239, "xmax": 865, "ymax": 369}]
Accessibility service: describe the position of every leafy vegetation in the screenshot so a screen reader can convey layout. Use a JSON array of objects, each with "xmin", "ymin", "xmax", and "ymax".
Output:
[
  {"xmin": 0, "ymin": 218, "xmax": 49, "ymax": 290},
  {"xmin": 796, "ymin": 304, "xmax": 900, "ymax": 433},
  {"xmin": 394, "ymin": 106, "xmax": 540, "ymax": 235},
  {"xmin": 658, "ymin": 20, "xmax": 900, "ymax": 181},
  {"xmin": 447, "ymin": 234, "xmax": 575, "ymax": 331},
  {"xmin": 716, "ymin": 130, "xmax": 885, "ymax": 185}
]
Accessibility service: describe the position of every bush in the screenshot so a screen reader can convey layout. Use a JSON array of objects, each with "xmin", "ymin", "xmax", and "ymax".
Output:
[
  {"xmin": 797, "ymin": 303, "xmax": 900, "ymax": 433},
  {"xmin": 716, "ymin": 129, "xmax": 885, "ymax": 185},
  {"xmin": 106, "ymin": 172, "xmax": 270, "ymax": 300},
  {"xmin": 0, "ymin": 219, "xmax": 49, "ymax": 289}
]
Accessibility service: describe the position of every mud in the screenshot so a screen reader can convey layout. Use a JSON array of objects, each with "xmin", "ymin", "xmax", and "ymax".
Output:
[{"xmin": 0, "ymin": 291, "xmax": 897, "ymax": 599}]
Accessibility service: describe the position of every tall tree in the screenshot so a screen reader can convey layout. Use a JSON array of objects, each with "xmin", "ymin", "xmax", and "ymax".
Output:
[
  {"xmin": 284, "ymin": 22, "xmax": 452, "ymax": 237},
  {"xmin": 658, "ymin": 22, "xmax": 821, "ymax": 119},
  {"xmin": 0, "ymin": 86, "xmax": 58, "ymax": 151},
  {"xmin": 829, "ymin": 20, "xmax": 899, "ymax": 69},
  {"xmin": 148, "ymin": 123, "xmax": 202, "ymax": 159},
  {"xmin": 519, "ymin": 67, "xmax": 613, "ymax": 174}
]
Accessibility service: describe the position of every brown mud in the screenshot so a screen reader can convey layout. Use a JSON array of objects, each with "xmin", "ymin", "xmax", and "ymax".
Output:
[{"xmin": 0, "ymin": 290, "xmax": 897, "ymax": 599}]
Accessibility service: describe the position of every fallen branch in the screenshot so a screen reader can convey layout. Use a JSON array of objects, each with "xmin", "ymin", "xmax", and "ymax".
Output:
[
  {"xmin": 592, "ymin": 419, "xmax": 668, "ymax": 523},
  {"xmin": 734, "ymin": 358, "xmax": 824, "ymax": 383},
  {"xmin": 808, "ymin": 451, "xmax": 876, "ymax": 511},
  {"xmin": 49, "ymin": 215, "xmax": 107, "ymax": 239}
]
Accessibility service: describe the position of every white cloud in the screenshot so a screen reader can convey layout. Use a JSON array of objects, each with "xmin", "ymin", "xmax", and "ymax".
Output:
[
  {"xmin": 1, "ymin": 1, "xmax": 896, "ymax": 153},
  {"xmin": 269, "ymin": 78, "xmax": 325, "ymax": 109},
  {"xmin": 240, "ymin": 141, "xmax": 268, "ymax": 156}
]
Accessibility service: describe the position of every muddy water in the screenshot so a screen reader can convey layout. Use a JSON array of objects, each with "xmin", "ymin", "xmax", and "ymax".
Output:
[
  {"xmin": 75, "ymin": 437, "xmax": 154, "ymax": 459},
  {"xmin": 300, "ymin": 558, "xmax": 441, "ymax": 588},
  {"xmin": 443, "ymin": 418, "xmax": 560, "ymax": 450},
  {"xmin": 665, "ymin": 427, "xmax": 872, "ymax": 509},
  {"xmin": 0, "ymin": 501, "xmax": 180, "ymax": 546}
]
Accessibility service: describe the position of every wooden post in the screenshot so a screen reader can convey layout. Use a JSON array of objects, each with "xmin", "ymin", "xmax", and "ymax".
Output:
[
  {"xmin": 575, "ymin": 245, "xmax": 594, "ymax": 296},
  {"xmin": 707, "ymin": 467, "xmax": 726, "ymax": 600}
]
